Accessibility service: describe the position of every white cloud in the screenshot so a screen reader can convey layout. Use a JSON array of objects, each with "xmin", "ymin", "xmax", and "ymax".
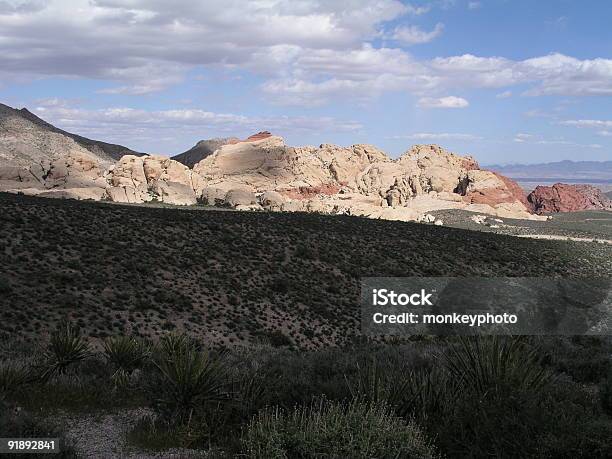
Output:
[
  {"xmin": 468, "ymin": 2, "xmax": 481, "ymax": 9},
  {"xmin": 1, "ymin": 2, "xmax": 612, "ymax": 105},
  {"xmin": 509, "ymin": 131, "xmax": 602, "ymax": 149},
  {"xmin": 513, "ymin": 133, "xmax": 534, "ymax": 142},
  {"xmin": 391, "ymin": 132, "xmax": 482, "ymax": 140},
  {"xmin": 496, "ymin": 90, "xmax": 512, "ymax": 99},
  {"xmin": 417, "ymin": 96, "xmax": 469, "ymax": 108},
  {"xmin": 597, "ymin": 130, "xmax": 612, "ymax": 137},
  {"xmin": 392, "ymin": 23, "xmax": 444, "ymax": 45},
  {"xmin": 31, "ymin": 100, "xmax": 363, "ymax": 151},
  {"xmin": 560, "ymin": 119, "xmax": 612, "ymax": 129}
]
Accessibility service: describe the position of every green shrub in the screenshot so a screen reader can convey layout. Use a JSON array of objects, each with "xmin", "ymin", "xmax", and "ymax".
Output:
[
  {"xmin": 242, "ymin": 398, "xmax": 438, "ymax": 459},
  {"xmin": 0, "ymin": 360, "xmax": 32, "ymax": 399},
  {"xmin": 150, "ymin": 335, "xmax": 228, "ymax": 425},
  {"xmin": 40, "ymin": 323, "xmax": 91, "ymax": 381},
  {"xmin": 103, "ymin": 336, "xmax": 150, "ymax": 373},
  {"xmin": 440, "ymin": 336, "xmax": 551, "ymax": 395}
]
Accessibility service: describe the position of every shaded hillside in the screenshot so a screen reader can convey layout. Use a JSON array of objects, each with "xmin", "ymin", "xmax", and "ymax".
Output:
[
  {"xmin": 0, "ymin": 193, "xmax": 609, "ymax": 348},
  {"xmin": 172, "ymin": 137, "xmax": 238, "ymax": 168},
  {"xmin": 0, "ymin": 102, "xmax": 145, "ymax": 164}
]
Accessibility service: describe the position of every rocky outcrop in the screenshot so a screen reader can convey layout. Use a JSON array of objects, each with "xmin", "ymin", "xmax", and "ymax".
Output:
[
  {"xmin": 106, "ymin": 155, "xmax": 198, "ymax": 205},
  {"xmin": 192, "ymin": 137, "xmax": 541, "ymax": 220},
  {"xmin": 527, "ymin": 183, "xmax": 612, "ymax": 213},
  {"xmin": 0, "ymin": 116, "xmax": 545, "ymax": 221}
]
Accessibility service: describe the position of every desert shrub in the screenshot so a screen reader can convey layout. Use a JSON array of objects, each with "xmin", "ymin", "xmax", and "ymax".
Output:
[
  {"xmin": 441, "ymin": 336, "xmax": 552, "ymax": 394},
  {"xmin": 40, "ymin": 323, "xmax": 91, "ymax": 381},
  {"xmin": 149, "ymin": 334, "xmax": 228, "ymax": 425},
  {"xmin": 242, "ymin": 398, "xmax": 438, "ymax": 459},
  {"xmin": 393, "ymin": 337, "xmax": 612, "ymax": 458},
  {"xmin": 103, "ymin": 336, "xmax": 150, "ymax": 373},
  {"xmin": 0, "ymin": 360, "xmax": 32, "ymax": 399}
]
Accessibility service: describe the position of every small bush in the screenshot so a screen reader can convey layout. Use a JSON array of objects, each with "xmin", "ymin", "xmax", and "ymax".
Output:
[
  {"xmin": 150, "ymin": 335, "xmax": 228, "ymax": 425},
  {"xmin": 242, "ymin": 399, "xmax": 438, "ymax": 459},
  {"xmin": 103, "ymin": 336, "xmax": 150, "ymax": 373},
  {"xmin": 440, "ymin": 336, "xmax": 551, "ymax": 395},
  {"xmin": 40, "ymin": 323, "xmax": 91, "ymax": 381},
  {"xmin": 0, "ymin": 360, "xmax": 32, "ymax": 399}
]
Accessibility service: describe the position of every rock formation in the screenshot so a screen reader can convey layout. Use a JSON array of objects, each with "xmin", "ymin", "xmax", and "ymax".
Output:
[
  {"xmin": 191, "ymin": 136, "xmax": 541, "ymax": 220},
  {"xmin": 0, "ymin": 104, "xmax": 545, "ymax": 221},
  {"xmin": 527, "ymin": 183, "xmax": 612, "ymax": 213}
]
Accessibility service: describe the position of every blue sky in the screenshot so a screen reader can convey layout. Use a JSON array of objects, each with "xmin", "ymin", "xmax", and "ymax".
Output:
[{"xmin": 1, "ymin": 0, "xmax": 611, "ymax": 164}]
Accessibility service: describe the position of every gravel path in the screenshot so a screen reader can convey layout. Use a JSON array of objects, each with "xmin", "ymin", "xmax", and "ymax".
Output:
[{"xmin": 50, "ymin": 409, "xmax": 209, "ymax": 458}]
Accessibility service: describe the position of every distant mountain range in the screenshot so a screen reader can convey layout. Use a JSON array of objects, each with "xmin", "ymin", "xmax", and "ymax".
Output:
[{"xmin": 487, "ymin": 160, "xmax": 612, "ymax": 183}]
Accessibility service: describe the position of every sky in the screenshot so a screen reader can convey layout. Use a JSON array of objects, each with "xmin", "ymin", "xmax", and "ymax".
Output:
[{"xmin": 0, "ymin": 0, "xmax": 611, "ymax": 164}]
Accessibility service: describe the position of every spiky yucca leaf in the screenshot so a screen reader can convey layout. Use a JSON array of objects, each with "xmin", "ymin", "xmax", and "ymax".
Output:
[
  {"xmin": 103, "ymin": 336, "xmax": 150, "ymax": 372},
  {"xmin": 151, "ymin": 335, "xmax": 228, "ymax": 425},
  {"xmin": 440, "ymin": 337, "xmax": 551, "ymax": 395},
  {"xmin": 40, "ymin": 323, "xmax": 91, "ymax": 382}
]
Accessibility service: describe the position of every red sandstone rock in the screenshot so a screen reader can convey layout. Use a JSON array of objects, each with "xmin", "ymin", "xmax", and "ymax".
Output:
[
  {"xmin": 279, "ymin": 184, "xmax": 341, "ymax": 200},
  {"xmin": 462, "ymin": 170, "xmax": 530, "ymax": 209},
  {"xmin": 527, "ymin": 183, "xmax": 612, "ymax": 214},
  {"xmin": 245, "ymin": 131, "xmax": 272, "ymax": 142}
]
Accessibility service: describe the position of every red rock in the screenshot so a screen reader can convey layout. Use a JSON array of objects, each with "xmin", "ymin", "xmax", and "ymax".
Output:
[
  {"xmin": 527, "ymin": 183, "xmax": 612, "ymax": 214},
  {"xmin": 278, "ymin": 184, "xmax": 341, "ymax": 200},
  {"xmin": 462, "ymin": 170, "xmax": 530, "ymax": 209},
  {"xmin": 492, "ymin": 172, "xmax": 530, "ymax": 208},
  {"xmin": 244, "ymin": 131, "xmax": 272, "ymax": 142},
  {"xmin": 461, "ymin": 156, "xmax": 480, "ymax": 171}
]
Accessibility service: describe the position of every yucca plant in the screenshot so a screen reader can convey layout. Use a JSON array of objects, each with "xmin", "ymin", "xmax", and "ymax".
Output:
[
  {"xmin": 103, "ymin": 336, "xmax": 151, "ymax": 373},
  {"xmin": 440, "ymin": 336, "xmax": 551, "ymax": 396},
  {"xmin": 40, "ymin": 323, "xmax": 91, "ymax": 382},
  {"xmin": 151, "ymin": 335, "xmax": 228, "ymax": 426},
  {"xmin": 0, "ymin": 360, "xmax": 32, "ymax": 400}
]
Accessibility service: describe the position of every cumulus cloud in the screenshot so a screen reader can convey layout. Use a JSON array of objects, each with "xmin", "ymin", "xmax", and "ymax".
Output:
[
  {"xmin": 1, "ymin": 1, "xmax": 612, "ymax": 106},
  {"xmin": 417, "ymin": 96, "xmax": 469, "ymax": 108},
  {"xmin": 392, "ymin": 23, "xmax": 444, "ymax": 45},
  {"xmin": 496, "ymin": 90, "xmax": 512, "ymax": 99}
]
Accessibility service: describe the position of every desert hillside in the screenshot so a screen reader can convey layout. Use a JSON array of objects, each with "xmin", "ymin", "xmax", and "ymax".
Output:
[
  {"xmin": 0, "ymin": 103, "xmax": 144, "ymax": 166},
  {"xmin": 1, "ymin": 192, "xmax": 609, "ymax": 348}
]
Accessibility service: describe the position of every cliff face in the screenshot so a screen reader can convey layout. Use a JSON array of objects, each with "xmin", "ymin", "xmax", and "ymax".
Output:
[{"xmin": 528, "ymin": 183, "xmax": 612, "ymax": 214}]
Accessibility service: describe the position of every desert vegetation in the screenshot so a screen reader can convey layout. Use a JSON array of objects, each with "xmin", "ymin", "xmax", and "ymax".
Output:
[
  {"xmin": 1, "ymin": 193, "xmax": 611, "ymax": 457},
  {"xmin": 1, "ymin": 328, "xmax": 612, "ymax": 457},
  {"xmin": 1, "ymin": 193, "xmax": 610, "ymax": 348}
]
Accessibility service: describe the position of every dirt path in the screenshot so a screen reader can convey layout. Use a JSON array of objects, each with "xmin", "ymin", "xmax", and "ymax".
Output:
[{"xmin": 516, "ymin": 234, "xmax": 612, "ymax": 245}]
